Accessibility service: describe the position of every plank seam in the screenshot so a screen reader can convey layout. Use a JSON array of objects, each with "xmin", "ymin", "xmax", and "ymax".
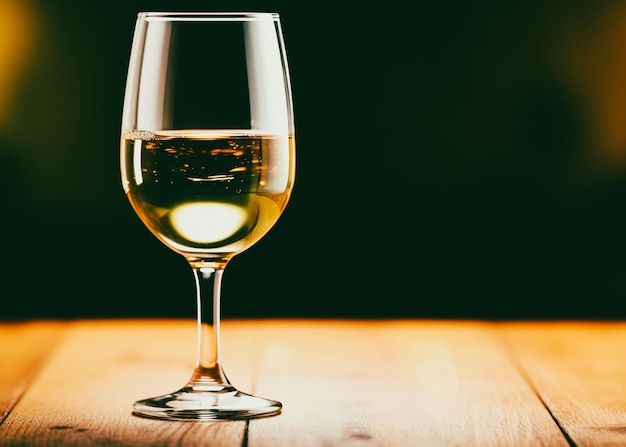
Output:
[
  {"xmin": 493, "ymin": 324, "xmax": 577, "ymax": 447},
  {"xmin": 0, "ymin": 323, "xmax": 68, "ymax": 427},
  {"xmin": 531, "ymin": 390, "xmax": 577, "ymax": 447}
]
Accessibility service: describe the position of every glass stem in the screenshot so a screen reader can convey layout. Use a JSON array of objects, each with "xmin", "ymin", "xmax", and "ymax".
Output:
[{"xmin": 187, "ymin": 263, "xmax": 234, "ymax": 391}]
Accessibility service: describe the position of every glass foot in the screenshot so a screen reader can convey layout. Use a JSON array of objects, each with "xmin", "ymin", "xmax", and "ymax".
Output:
[{"xmin": 133, "ymin": 385, "xmax": 282, "ymax": 420}]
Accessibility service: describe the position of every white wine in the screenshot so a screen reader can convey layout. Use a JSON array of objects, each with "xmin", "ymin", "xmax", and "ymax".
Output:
[{"xmin": 121, "ymin": 130, "xmax": 294, "ymax": 258}]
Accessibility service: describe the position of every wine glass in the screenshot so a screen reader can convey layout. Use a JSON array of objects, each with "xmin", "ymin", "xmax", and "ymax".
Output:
[{"xmin": 120, "ymin": 12, "xmax": 295, "ymax": 420}]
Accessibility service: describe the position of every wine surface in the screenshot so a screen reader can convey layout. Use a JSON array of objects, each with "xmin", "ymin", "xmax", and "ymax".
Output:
[{"xmin": 122, "ymin": 131, "xmax": 294, "ymax": 258}]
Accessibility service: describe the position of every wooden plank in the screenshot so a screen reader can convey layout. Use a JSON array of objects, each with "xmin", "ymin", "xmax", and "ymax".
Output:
[
  {"xmin": 0, "ymin": 321, "xmax": 65, "ymax": 425},
  {"xmin": 0, "ymin": 320, "xmax": 248, "ymax": 447},
  {"xmin": 0, "ymin": 319, "xmax": 585, "ymax": 446},
  {"xmin": 501, "ymin": 321, "xmax": 626, "ymax": 447},
  {"xmin": 248, "ymin": 320, "xmax": 569, "ymax": 447}
]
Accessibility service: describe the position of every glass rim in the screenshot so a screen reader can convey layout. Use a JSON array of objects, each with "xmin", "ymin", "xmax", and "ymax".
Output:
[{"xmin": 138, "ymin": 12, "xmax": 280, "ymax": 22}]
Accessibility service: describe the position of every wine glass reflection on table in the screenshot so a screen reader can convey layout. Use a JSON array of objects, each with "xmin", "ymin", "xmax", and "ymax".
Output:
[{"xmin": 120, "ymin": 12, "xmax": 295, "ymax": 420}]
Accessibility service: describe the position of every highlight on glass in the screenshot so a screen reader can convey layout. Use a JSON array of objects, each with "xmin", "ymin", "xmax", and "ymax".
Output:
[{"xmin": 120, "ymin": 12, "xmax": 295, "ymax": 420}]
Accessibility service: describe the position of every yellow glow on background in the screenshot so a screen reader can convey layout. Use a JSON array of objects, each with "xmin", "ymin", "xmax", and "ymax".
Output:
[
  {"xmin": 0, "ymin": 0, "xmax": 34, "ymax": 128},
  {"xmin": 555, "ymin": 3, "xmax": 626, "ymax": 163}
]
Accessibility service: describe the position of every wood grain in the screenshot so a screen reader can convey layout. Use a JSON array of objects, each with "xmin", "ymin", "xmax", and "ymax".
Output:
[
  {"xmin": 0, "ymin": 321, "xmax": 64, "ymax": 425},
  {"xmin": 0, "ymin": 320, "xmax": 247, "ymax": 447},
  {"xmin": 248, "ymin": 320, "xmax": 567, "ymax": 447},
  {"xmin": 1, "ymin": 319, "xmax": 601, "ymax": 446},
  {"xmin": 501, "ymin": 321, "xmax": 626, "ymax": 447}
]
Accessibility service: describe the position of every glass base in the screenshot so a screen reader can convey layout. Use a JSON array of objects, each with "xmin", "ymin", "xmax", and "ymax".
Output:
[{"xmin": 133, "ymin": 385, "xmax": 282, "ymax": 421}]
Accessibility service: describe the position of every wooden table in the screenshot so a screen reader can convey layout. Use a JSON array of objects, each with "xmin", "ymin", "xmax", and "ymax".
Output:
[{"xmin": 1, "ymin": 319, "xmax": 626, "ymax": 446}]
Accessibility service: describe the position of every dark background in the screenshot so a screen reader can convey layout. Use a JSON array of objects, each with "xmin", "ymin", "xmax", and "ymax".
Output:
[{"xmin": 3, "ymin": 0, "xmax": 626, "ymax": 321}]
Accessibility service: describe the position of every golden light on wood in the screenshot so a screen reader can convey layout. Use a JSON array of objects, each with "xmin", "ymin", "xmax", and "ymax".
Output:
[{"xmin": 7, "ymin": 319, "xmax": 626, "ymax": 445}]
